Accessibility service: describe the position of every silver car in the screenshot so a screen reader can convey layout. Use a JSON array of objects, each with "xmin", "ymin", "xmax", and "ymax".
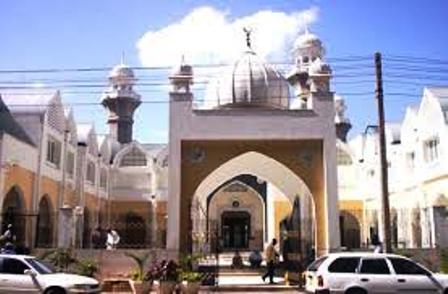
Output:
[{"xmin": 304, "ymin": 252, "xmax": 448, "ymax": 294}]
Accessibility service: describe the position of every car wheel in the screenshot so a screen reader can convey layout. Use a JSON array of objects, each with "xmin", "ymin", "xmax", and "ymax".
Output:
[
  {"xmin": 345, "ymin": 288, "xmax": 367, "ymax": 294},
  {"xmin": 44, "ymin": 287, "xmax": 66, "ymax": 294}
]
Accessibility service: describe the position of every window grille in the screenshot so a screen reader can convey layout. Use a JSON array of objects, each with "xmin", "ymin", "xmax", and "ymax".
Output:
[{"xmin": 120, "ymin": 147, "xmax": 148, "ymax": 167}]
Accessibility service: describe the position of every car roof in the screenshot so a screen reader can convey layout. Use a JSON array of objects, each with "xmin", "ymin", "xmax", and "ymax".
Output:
[
  {"xmin": 324, "ymin": 252, "xmax": 407, "ymax": 258},
  {"xmin": 0, "ymin": 254, "xmax": 35, "ymax": 259}
]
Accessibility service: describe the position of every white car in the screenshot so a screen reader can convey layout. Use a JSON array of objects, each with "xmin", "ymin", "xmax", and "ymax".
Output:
[
  {"xmin": 304, "ymin": 252, "xmax": 448, "ymax": 294},
  {"xmin": 0, "ymin": 254, "xmax": 100, "ymax": 294}
]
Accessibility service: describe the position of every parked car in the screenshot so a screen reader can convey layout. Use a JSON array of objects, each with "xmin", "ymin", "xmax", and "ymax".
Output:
[
  {"xmin": 304, "ymin": 252, "xmax": 448, "ymax": 294},
  {"xmin": 0, "ymin": 254, "xmax": 100, "ymax": 294}
]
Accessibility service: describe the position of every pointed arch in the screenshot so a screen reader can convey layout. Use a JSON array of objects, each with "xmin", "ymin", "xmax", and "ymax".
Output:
[
  {"xmin": 191, "ymin": 151, "xmax": 316, "ymax": 258},
  {"xmin": 35, "ymin": 195, "xmax": 54, "ymax": 248},
  {"xmin": 194, "ymin": 151, "xmax": 313, "ymax": 205},
  {"xmin": 1, "ymin": 186, "xmax": 26, "ymax": 244}
]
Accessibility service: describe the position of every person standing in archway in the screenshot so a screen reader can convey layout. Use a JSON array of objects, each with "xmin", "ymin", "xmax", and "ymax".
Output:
[{"xmin": 262, "ymin": 238, "xmax": 279, "ymax": 284}]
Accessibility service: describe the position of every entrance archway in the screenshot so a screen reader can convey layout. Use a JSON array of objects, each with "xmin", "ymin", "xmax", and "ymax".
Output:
[
  {"xmin": 35, "ymin": 195, "xmax": 54, "ymax": 248},
  {"xmin": 190, "ymin": 151, "xmax": 317, "ymax": 263},
  {"xmin": 1, "ymin": 186, "xmax": 26, "ymax": 244}
]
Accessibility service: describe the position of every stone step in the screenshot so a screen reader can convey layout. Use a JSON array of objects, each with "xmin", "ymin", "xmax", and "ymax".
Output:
[{"xmin": 199, "ymin": 285, "xmax": 302, "ymax": 292}]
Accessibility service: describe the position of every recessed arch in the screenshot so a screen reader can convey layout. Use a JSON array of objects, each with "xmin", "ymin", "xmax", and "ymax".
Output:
[
  {"xmin": 1, "ymin": 186, "xmax": 26, "ymax": 244},
  {"xmin": 190, "ymin": 151, "xmax": 317, "ymax": 259},
  {"xmin": 35, "ymin": 195, "xmax": 54, "ymax": 248},
  {"xmin": 194, "ymin": 151, "xmax": 313, "ymax": 206},
  {"xmin": 339, "ymin": 210, "xmax": 361, "ymax": 249}
]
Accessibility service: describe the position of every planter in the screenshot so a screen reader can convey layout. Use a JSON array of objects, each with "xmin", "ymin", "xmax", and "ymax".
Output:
[
  {"xmin": 158, "ymin": 280, "xmax": 177, "ymax": 294},
  {"xmin": 131, "ymin": 280, "xmax": 154, "ymax": 294},
  {"xmin": 180, "ymin": 281, "xmax": 201, "ymax": 294}
]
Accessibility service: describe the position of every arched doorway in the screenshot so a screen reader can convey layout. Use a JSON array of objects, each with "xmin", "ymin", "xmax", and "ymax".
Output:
[
  {"xmin": 35, "ymin": 196, "xmax": 54, "ymax": 248},
  {"xmin": 339, "ymin": 210, "xmax": 361, "ymax": 249},
  {"xmin": 206, "ymin": 177, "xmax": 266, "ymax": 252},
  {"xmin": 190, "ymin": 151, "xmax": 317, "ymax": 265},
  {"xmin": 1, "ymin": 186, "xmax": 26, "ymax": 244},
  {"xmin": 121, "ymin": 211, "xmax": 147, "ymax": 248}
]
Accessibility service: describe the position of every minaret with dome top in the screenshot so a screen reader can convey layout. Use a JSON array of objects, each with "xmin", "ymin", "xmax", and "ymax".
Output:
[
  {"xmin": 287, "ymin": 30, "xmax": 332, "ymax": 108},
  {"xmin": 101, "ymin": 58, "xmax": 141, "ymax": 144}
]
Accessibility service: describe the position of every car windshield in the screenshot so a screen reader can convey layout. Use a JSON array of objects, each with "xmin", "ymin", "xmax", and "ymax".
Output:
[{"xmin": 25, "ymin": 258, "xmax": 54, "ymax": 274}]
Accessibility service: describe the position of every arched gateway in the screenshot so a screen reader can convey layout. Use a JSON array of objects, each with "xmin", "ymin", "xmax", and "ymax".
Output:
[{"xmin": 167, "ymin": 31, "xmax": 340, "ymax": 257}]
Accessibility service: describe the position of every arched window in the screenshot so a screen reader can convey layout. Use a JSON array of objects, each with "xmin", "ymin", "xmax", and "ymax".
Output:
[
  {"xmin": 120, "ymin": 147, "xmax": 148, "ymax": 167},
  {"xmin": 86, "ymin": 161, "xmax": 96, "ymax": 184}
]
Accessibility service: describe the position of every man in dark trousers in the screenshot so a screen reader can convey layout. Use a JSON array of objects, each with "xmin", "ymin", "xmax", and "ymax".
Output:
[{"xmin": 262, "ymin": 238, "xmax": 279, "ymax": 284}]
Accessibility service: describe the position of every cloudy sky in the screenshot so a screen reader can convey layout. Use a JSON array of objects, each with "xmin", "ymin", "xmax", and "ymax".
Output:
[{"xmin": 1, "ymin": 0, "xmax": 447, "ymax": 143}]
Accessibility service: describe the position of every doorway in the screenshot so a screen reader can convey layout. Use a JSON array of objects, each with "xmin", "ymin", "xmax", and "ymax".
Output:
[{"xmin": 221, "ymin": 211, "xmax": 250, "ymax": 249}]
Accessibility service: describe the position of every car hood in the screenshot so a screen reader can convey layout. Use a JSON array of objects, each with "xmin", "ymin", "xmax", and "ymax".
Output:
[{"xmin": 37, "ymin": 273, "xmax": 98, "ymax": 286}]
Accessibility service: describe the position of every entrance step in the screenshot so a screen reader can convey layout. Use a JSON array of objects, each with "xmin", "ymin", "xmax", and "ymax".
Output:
[{"xmin": 200, "ymin": 274, "xmax": 301, "ymax": 292}]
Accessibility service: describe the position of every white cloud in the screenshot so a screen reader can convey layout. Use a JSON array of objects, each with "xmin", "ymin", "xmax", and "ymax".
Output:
[{"xmin": 136, "ymin": 6, "xmax": 319, "ymax": 67}]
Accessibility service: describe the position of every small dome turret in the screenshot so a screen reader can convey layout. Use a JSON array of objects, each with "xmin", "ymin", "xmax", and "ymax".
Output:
[
  {"xmin": 292, "ymin": 30, "xmax": 325, "ymax": 70},
  {"xmin": 108, "ymin": 64, "xmax": 136, "ymax": 87}
]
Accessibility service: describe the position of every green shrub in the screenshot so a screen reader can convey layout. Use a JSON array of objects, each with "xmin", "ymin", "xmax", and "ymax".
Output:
[
  {"xmin": 41, "ymin": 248, "xmax": 77, "ymax": 272},
  {"xmin": 74, "ymin": 258, "xmax": 98, "ymax": 277}
]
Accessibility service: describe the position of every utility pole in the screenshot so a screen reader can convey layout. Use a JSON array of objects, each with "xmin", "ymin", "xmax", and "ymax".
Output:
[{"xmin": 375, "ymin": 52, "xmax": 392, "ymax": 253}]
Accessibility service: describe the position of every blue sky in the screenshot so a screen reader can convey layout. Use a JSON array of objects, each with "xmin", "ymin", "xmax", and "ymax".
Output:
[{"xmin": 1, "ymin": 0, "xmax": 447, "ymax": 142}]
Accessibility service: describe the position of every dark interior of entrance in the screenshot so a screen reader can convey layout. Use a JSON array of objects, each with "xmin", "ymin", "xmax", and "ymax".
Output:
[{"xmin": 221, "ymin": 211, "xmax": 250, "ymax": 249}]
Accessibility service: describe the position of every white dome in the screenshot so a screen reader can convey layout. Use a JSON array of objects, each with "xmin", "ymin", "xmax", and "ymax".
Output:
[
  {"xmin": 109, "ymin": 64, "xmax": 136, "ymax": 84},
  {"xmin": 293, "ymin": 31, "xmax": 325, "ymax": 60},
  {"xmin": 204, "ymin": 50, "xmax": 292, "ymax": 109},
  {"xmin": 293, "ymin": 32, "xmax": 321, "ymax": 50}
]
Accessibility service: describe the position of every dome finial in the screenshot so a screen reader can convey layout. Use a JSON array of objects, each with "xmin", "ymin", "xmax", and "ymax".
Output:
[
  {"xmin": 120, "ymin": 51, "xmax": 125, "ymax": 65},
  {"xmin": 243, "ymin": 27, "xmax": 253, "ymax": 49},
  {"xmin": 304, "ymin": 26, "xmax": 310, "ymax": 35}
]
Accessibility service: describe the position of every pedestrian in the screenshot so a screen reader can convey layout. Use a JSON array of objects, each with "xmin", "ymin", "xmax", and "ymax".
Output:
[
  {"xmin": 374, "ymin": 241, "xmax": 383, "ymax": 253},
  {"xmin": 262, "ymin": 238, "xmax": 279, "ymax": 284},
  {"xmin": 2, "ymin": 224, "xmax": 14, "ymax": 243},
  {"xmin": 106, "ymin": 228, "xmax": 120, "ymax": 250}
]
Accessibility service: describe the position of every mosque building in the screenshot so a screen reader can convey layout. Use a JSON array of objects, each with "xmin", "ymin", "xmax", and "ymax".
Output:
[{"xmin": 0, "ymin": 29, "xmax": 447, "ymax": 259}]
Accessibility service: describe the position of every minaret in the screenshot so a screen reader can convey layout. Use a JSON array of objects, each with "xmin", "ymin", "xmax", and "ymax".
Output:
[
  {"xmin": 334, "ymin": 95, "xmax": 352, "ymax": 142},
  {"xmin": 101, "ymin": 60, "xmax": 141, "ymax": 144},
  {"xmin": 287, "ymin": 30, "xmax": 330, "ymax": 107}
]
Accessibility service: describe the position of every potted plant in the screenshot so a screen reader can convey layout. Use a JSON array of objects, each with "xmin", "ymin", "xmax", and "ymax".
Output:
[
  {"xmin": 180, "ymin": 271, "xmax": 204, "ymax": 294},
  {"xmin": 179, "ymin": 254, "xmax": 204, "ymax": 294},
  {"xmin": 159, "ymin": 260, "xmax": 180, "ymax": 294},
  {"xmin": 125, "ymin": 252, "xmax": 151, "ymax": 294}
]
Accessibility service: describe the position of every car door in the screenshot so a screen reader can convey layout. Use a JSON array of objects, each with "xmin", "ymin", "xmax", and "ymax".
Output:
[
  {"xmin": 388, "ymin": 257, "xmax": 441, "ymax": 294},
  {"xmin": 0, "ymin": 257, "xmax": 40, "ymax": 294},
  {"xmin": 359, "ymin": 257, "xmax": 397, "ymax": 294},
  {"xmin": 326, "ymin": 256, "xmax": 361, "ymax": 292}
]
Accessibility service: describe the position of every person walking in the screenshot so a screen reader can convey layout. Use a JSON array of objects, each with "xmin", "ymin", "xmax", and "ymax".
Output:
[
  {"xmin": 262, "ymin": 238, "xmax": 279, "ymax": 284},
  {"xmin": 2, "ymin": 224, "xmax": 14, "ymax": 243},
  {"xmin": 106, "ymin": 228, "xmax": 120, "ymax": 250}
]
